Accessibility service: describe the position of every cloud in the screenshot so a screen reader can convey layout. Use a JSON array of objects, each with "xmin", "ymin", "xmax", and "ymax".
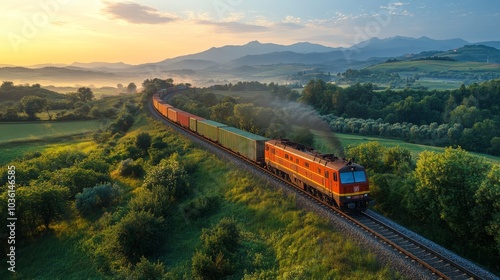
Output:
[
  {"xmin": 380, "ymin": 2, "xmax": 413, "ymax": 16},
  {"xmin": 197, "ymin": 20, "xmax": 268, "ymax": 33},
  {"xmin": 103, "ymin": 1, "xmax": 177, "ymax": 24}
]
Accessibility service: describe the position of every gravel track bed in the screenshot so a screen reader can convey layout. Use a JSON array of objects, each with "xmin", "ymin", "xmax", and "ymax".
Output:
[
  {"xmin": 366, "ymin": 210, "xmax": 499, "ymax": 280},
  {"xmin": 150, "ymin": 104, "xmax": 498, "ymax": 280}
]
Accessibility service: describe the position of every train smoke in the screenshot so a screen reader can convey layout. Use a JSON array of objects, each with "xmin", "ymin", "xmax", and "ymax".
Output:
[{"xmin": 246, "ymin": 93, "xmax": 344, "ymax": 157}]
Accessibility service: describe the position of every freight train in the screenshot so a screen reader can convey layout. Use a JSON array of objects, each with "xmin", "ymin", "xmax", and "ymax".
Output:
[{"xmin": 152, "ymin": 90, "xmax": 370, "ymax": 211}]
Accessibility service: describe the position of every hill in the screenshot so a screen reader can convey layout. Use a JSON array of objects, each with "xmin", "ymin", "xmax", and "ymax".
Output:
[
  {"xmin": 0, "ymin": 82, "xmax": 67, "ymax": 101},
  {"xmin": 406, "ymin": 45, "xmax": 500, "ymax": 63},
  {"xmin": 367, "ymin": 60, "xmax": 500, "ymax": 73}
]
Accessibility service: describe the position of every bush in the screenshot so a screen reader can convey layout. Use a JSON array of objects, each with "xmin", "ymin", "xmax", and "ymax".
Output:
[
  {"xmin": 181, "ymin": 195, "xmax": 220, "ymax": 221},
  {"xmin": 75, "ymin": 182, "xmax": 121, "ymax": 215},
  {"xmin": 201, "ymin": 217, "xmax": 240, "ymax": 256},
  {"xmin": 49, "ymin": 167, "xmax": 111, "ymax": 197},
  {"xmin": 192, "ymin": 251, "xmax": 229, "ymax": 280},
  {"xmin": 142, "ymin": 156, "xmax": 189, "ymax": 201},
  {"xmin": 114, "ymin": 210, "xmax": 165, "ymax": 263},
  {"xmin": 135, "ymin": 132, "xmax": 152, "ymax": 152},
  {"xmin": 117, "ymin": 158, "xmax": 144, "ymax": 178},
  {"xmin": 131, "ymin": 257, "xmax": 167, "ymax": 280}
]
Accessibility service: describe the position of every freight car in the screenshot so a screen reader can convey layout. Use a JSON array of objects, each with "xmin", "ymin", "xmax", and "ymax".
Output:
[{"xmin": 152, "ymin": 90, "xmax": 370, "ymax": 212}]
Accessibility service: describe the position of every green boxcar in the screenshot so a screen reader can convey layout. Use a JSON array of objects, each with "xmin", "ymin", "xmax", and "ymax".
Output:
[
  {"xmin": 218, "ymin": 126, "xmax": 269, "ymax": 162},
  {"xmin": 197, "ymin": 120, "xmax": 227, "ymax": 142}
]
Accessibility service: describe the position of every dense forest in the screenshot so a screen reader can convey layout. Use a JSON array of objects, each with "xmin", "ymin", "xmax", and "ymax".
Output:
[{"xmin": 300, "ymin": 79, "xmax": 500, "ymax": 155}]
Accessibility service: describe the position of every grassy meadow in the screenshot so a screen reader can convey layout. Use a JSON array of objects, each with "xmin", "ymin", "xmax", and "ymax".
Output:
[
  {"xmin": 367, "ymin": 60, "xmax": 500, "ymax": 73},
  {"xmin": 312, "ymin": 130, "xmax": 500, "ymax": 164},
  {"xmin": 0, "ymin": 121, "xmax": 103, "ymax": 165}
]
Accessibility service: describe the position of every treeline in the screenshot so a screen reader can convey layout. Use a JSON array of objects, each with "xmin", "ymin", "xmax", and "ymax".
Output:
[
  {"xmin": 326, "ymin": 116, "xmax": 500, "ymax": 155},
  {"xmin": 207, "ymin": 81, "xmax": 300, "ymax": 101},
  {"xmin": 346, "ymin": 142, "xmax": 500, "ymax": 271},
  {"xmin": 336, "ymin": 69, "xmax": 402, "ymax": 85},
  {"xmin": 300, "ymin": 79, "xmax": 500, "ymax": 155}
]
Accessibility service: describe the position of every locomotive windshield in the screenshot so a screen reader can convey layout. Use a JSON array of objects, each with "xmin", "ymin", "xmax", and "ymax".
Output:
[{"xmin": 340, "ymin": 171, "xmax": 367, "ymax": 184}]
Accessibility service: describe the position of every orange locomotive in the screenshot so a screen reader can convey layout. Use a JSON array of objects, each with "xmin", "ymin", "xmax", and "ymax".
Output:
[{"xmin": 265, "ymin": 140, "xmax": 370, "ymax": 211}]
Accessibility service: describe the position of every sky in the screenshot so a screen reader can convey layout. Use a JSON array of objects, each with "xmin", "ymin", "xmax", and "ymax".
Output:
[{"xmin": 1, "ymin": 0, "xmax": 499, "ymax": 66}]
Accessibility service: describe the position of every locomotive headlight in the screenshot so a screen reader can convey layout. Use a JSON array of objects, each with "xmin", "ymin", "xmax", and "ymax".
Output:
[{"xmin": 346, "ymin": 196, "xmax": 351, "ymax": 199}]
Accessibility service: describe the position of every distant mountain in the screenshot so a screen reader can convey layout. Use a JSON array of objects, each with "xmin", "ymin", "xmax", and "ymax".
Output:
[
  {"xmin": 154, "ymin": 40, "xmax": 340, "ymax": 66},
  {"xmin": 0, "ymin": 66, "xmax": 116, "ymax": 82},
  {"xmin": 29, "ymin": 63, "xmax": 67, "ymax": 68},
  {"xmin": 154, "ymin": 36, "xmax": 475, "ymax": 69},
  {"xmin": 70, "ymin": 62, "xmax": 133, "ymax": 69}
]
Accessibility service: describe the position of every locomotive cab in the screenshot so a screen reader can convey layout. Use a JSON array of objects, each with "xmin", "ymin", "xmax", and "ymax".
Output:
[{"xmin": 337, "ymin": 165, "xmax": 370, "ymax": 211}]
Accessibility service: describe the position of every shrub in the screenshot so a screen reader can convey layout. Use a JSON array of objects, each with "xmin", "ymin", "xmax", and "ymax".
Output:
[
  {"xmin": 192, "ymin": 251, "xmax": 229, "ymax": 280},
  {"xmin": 117, "ymin": 158, "xmax": 144, "ymax": 178},
  {"xmin": 201, "ymin": 217, "xmax": 240, "ymax": 256},
  {"xmin": 50, "ymin": 167, "xmax": 111, "ymax": 197},
  {"xmin": 135, "ymin": 132, "xmax": 152, "ymax": 152},
  {"xmin": 181, "ymin": 195, "xmax": 220, "ymax": 221},
  {"xmin": 114, "ymin": 210, "xmax": 165, "ymax": 263},
  {"xmin": 75, "ymin": 182, "xmax": 121, "ymax": 215},
  {"xmin": 131, "ymin": 257, "xmax": 167, "ymax": 280},
  {"xmin": 142, "ymin": 156, "xmax": 189, "ymax": 201}
]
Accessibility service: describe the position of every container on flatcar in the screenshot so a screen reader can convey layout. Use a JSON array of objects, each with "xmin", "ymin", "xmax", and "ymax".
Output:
[
  {"xmin": 189, "ymin": 116, "xmax": 205, "ymax": 132},
  {"xmin": 167, "ymin": 107, "xmax": 178, "ymax": 123},
  {"xmin": 177, "ymin": 110, "xmax": 204, "ymax": 129},
  {"xmin": 197, "ymin": 120, "xmax": 227, "ymax": 142},
  {"xmin": 218, "ymin": 127, "xmax": 269, "ymax": 163},
  {"xmin": 159, "ymin": 101, "xmax": 171, "ymax": 117}
]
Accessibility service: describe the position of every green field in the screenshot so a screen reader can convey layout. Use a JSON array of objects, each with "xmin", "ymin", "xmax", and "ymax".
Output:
[
  {"xmin": 0, "ymin": 120, "xmax": 102, "ymax": 144},
  {"xmin": 0, "ymin": 120, "xmax": 102, "ymax": 164},
  {"xmin": 312, "ymin": 130, "xmax": 500, "ymax": 164},
  {"xmin": 367, "ymin": 60, "xmax": 500, "ymax": 73}
]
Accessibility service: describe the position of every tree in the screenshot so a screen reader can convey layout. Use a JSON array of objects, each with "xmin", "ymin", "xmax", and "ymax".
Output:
[
  {"xmin": 413, "ymin": 148, "xmax": 490, "ymax": 238},
  {"xmin": 34, "ymin": 184, "xmax": 69, "ymax": 229},
  {"xmin": 127, "ymin": 82, "xmax": 137, "ymax": 94},
  {"xmin": 76, "ymin": 87, "xmax": 94, "ymax": 102},
  {"xmin": 383, "ymin": 146, "xmax": 413, "ymax": 174},
  {"xmin": 49, "ymin": 166, "xmax": 111, "ymax": 197},
  {"xmin": 114, "ymin": 210, "xmax": 165, "ymax": 263},
  {"xmin": 345, "ymin": 142, "xmax": 385, "ymax": 172},
  {"xmin": 233, "ymin": 103, "xmax": 254, "ymax": 131},
  {"xmin": 142, "ymin": 156, "xmax": 189, "ymax": 202},
  {"xmin": 75, "ymin": 183, "xmax": 121, "ymax": 215},
  {"xmin": 473, "ymin": 165, "xmax": 500, "ymax": 252},
  {"xmin": 12, "ymin": 184, "xmax": 69, "ymax": 234},
  {"xmin": 20, "ymin": 95, "xmax": 47, "ymax": 119},
  {"xmin": 1, "ymin": 81, "xmax": 14, "ymax": 90},
  {"xmin": 135, "ymin": 132, "xmax": 152, "ymax": 153},
  {"xmin": 131, "ymin": 257, "xmax": 167, "ymax": 280}
]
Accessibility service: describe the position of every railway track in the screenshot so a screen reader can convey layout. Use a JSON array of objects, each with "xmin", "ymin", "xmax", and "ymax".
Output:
[
  {"xmin": 148, "ymin": 98, "xmax": 494, "ymax": 280},
  {"xmin": 353, "ymin": 212, "xmax": 483, "ymax": 280}
]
